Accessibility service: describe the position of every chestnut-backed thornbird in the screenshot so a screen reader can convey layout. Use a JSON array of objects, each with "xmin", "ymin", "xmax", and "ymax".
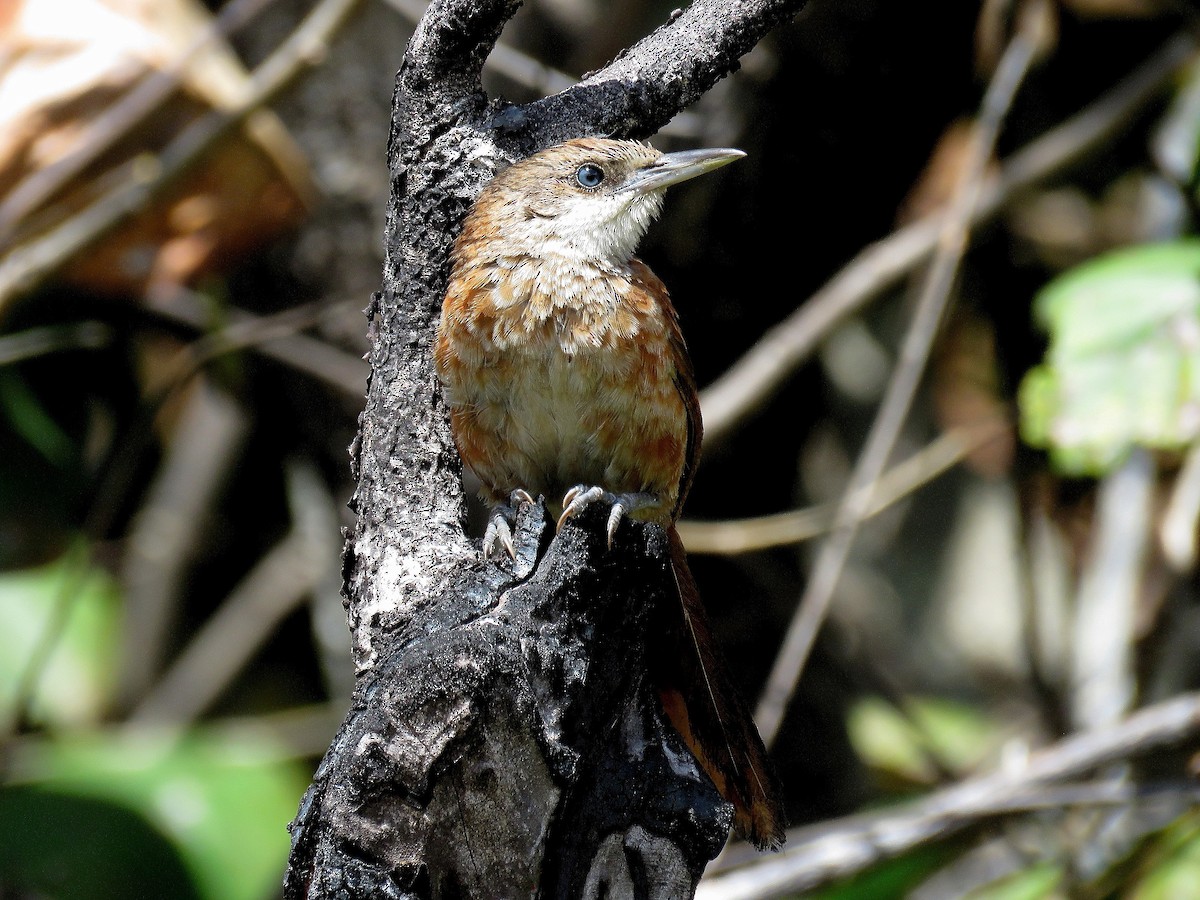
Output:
[{"xmin": 434, "ymin": 137, "xmax": 786, "ymax": 848}]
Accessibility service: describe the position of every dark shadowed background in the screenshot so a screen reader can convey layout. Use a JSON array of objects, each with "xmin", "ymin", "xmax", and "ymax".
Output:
[{"xmin": 3, "ymin": 0, "xmax": 1200, "ymax": 897}]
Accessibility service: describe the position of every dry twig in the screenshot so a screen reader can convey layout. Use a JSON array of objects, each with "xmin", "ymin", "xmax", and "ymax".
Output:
[
  {"xmin": 0, "ymin": 322, "xmax": 111, "ymax": 365},
  {"xmin": 146, "ymin": 287, "xmax": 367, "ymax": 397},
  {"xmin": 117, "ymin": 381, "xmax": 248, "ymax": 709},
  {"xmin": 700, "ymin": 692, "xmax": 1200, "ymax": 899},
  {"xmin": 128, "ymin": 463, "xmax": 337, "ymax": 725},
  {"xmin": 700, "ymin": 33, "xmax": 1197, "ymax": 446},
  {"xmin": 1161, "ymin": 439, "xmax": 1200, "ymax": 570},
  {"xmin": 1071, "ymin": 449, "xmax": 1155, "ymax": 732},
  {"xmin": 676, "ymin": 418, "xmax": 1008, "ymax": 554},
  {"xmin": 754, "ymin": 9, "xmax": 1045, "ymax": 749}
]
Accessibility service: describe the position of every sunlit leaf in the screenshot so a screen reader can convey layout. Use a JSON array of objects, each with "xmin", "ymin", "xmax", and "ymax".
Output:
[
  {"xmin": 810, "ymin": 845, "xmax": 954, "ymax": 899},
  {"xmin": 847, "ymin": 696, "xmax": 1000, "ymax": 785},
  {"xmin": 8, "ymin": 729, "xmax": 310, "ymax": 900},
  {"xmin": 1019, "ymin": 239, "xmax": 1200, "ymax": 475},
  {"xmin": 966, "ymin": 862, "xmax": 1065, "ymax": 899},
  {"xmin": 0, "ymin": 545, "xmax": 118, "ymax": 726},
  {"xmin": 1125, "ymin": 810, "xmax": 1200, "ymax": 900}
]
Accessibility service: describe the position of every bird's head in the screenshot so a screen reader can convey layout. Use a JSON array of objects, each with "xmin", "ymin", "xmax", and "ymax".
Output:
[{"xmin": 462, "ymin": 137, "xmax": 745, "ymax": 265}]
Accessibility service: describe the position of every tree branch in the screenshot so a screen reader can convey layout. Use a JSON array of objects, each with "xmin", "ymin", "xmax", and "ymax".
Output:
[
  {"xmin": 286, "ymin": 0, "xmax": 808, "ymax": 895},
  {"xmin": 754, "ymin": 5, "xmax": 1043, "ymax": 750},
  {"xmin": 699, "ymin": 692, "xmax": 1200, "ymax": 899},
  {"xmin": 285, "ymin": 505, "xmax": 730, "ymax": 898},
  {"xmin": 521, "ymin": 0, "xmax": 804, "ymax": 146}
]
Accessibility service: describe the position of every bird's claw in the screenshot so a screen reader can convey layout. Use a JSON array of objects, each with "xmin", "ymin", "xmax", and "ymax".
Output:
[
  {"xmin": 482, "ymin": 517, "xmax": 515, "ymax": 560},
  {"xmin": 558, "ymin": 485, "xmax": 607, "ymax": 528},
  {"xmin": 557, "ymin": 485, "xmax": 659, "ymax": 548},
  {"xmin": 483, "ymin": 489, "xmax": 535, "ymax": 560}
]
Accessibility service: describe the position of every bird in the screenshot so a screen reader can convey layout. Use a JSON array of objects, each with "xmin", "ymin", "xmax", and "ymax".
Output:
[{"xmin": 434, "ymin": 137, "xmax": 786, "ymax": 849}]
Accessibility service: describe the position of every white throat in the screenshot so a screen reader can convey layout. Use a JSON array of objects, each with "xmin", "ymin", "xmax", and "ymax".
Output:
[{"xmin": 520, "ymin": 190, "xmax": 664, "ymax": 265}]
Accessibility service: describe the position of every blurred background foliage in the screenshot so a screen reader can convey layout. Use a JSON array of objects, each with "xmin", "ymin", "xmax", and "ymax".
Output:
[{"xmin": 3, "ymin": 0, "xmax": 1200, "ymax": 897}]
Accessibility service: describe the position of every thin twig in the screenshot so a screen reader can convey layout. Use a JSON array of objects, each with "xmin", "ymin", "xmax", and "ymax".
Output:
[
  {"xmin": 191, "ymin": 701, "xmax": 348, "ymax": 757},
  {"xmin": 754, "ymin": 17, "xmax": 1043, "ymax": 749},
  {"xmin": 116, "ymin": 381, "xmax": 248, "ymax": 709},
  {"xmin": 1071, "ymin": 449, "xmax": 1155, "ymax": 732},
  {"xmin": 0, "ymin": 322, "xmax": 112, "ymax": 365},
  {"xmin": 146, "ymin": 288, "xmax": 367, "ymax": 397},
  {"xmin": 907, "ymin": 779, "xmax": 1193, "ymax": 900},
  {"xmin": 148, "ymin": 300, "xmax": 340, "ymax": 395},
  {"xmin": 0, "ymin": 0, "xmax": 364, "ymax": 315},
  {"xmin": 676, "ymin": 418, "xmax": 1007, "ymax": 554},
  {"xmin": 1160, "ymin": 439, "xmax": 1200, "ymax": 570},
  {"xmin": 128, "ymin": 463, "xmax": 337, "ymax": 725},
  {"xmin": 0, "ymin": 0, "xmax": 281, "ymax": 246},
  {"xmin": 699, "ymin": 692, "xmax": 1200, "ymax": 899},
  {"xmin": 1015, "ymin": 497, "xmax": 1070, "ymax": 738},
  {"xmin": 700, "ymin": 33, "xmax": 1197, "ymax": 447}
]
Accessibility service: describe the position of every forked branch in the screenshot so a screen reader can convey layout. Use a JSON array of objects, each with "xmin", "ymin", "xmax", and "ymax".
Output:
[{"xmin": 285, "ymin": 1, "xmax": 808, "ymax": 896}]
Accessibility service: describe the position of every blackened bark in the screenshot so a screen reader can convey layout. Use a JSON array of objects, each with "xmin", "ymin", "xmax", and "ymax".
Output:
[
  {"xmin": 286, "ymin": 504, "xmax": 731, "ymax": 897},
  {"xmin": 284, "ymin": 1, "xmax": 806, "ymax": 896}
]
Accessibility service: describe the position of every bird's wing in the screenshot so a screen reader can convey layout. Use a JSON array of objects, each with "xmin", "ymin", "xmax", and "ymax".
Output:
[{"xmin": 629, "ymin": 259, "xmax": 702, "ymax": 519}]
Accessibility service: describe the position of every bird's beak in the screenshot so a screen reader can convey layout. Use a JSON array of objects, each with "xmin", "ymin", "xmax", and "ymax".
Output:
[{"xmin": 618, "ymin": 148, "xmax": 746, "ymax": 195}]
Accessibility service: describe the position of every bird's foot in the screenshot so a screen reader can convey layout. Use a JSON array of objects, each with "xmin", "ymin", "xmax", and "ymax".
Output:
[
  {"xmin": 483, "ymin": 488, "xmax": 535, "ymax": 559},
  {"xmin": 558, "ymin": 485, "xmax": 660, "ymax": 548}
]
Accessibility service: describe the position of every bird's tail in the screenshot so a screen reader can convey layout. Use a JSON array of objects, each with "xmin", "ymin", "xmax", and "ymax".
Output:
[{"xmin": 655, "ymin": 526, "xmax": 787, "ymax": 850}]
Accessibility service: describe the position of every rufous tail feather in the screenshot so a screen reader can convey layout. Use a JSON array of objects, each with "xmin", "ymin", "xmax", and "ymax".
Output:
[{"xmin": 654, "ymin": 526, "xmax": 787, "ymax": 850}]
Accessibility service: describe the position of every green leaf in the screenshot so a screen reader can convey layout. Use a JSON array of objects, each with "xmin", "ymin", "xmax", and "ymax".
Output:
[
  {"xmin": 1126, "ymin": 811, "xmax": 1200, "ymax": 899},
  {"xmin": 9, "ymin": 729, "xmax": 310, "ymax": 900},
  {"xmin": 0, "ymin": 785, "xmax": 200, "ymax": 900},
  {"xmin": 966, "ymin": 863, "xmax": 1064, "ymax": 899},
  {"xmin": 1019, "ymin": 239, "xmax": 1200, "ymax": 476},
  {"xmin": 846, "ymin": 696, "xmax": 1000, "ymax": 786},
  {"xmin": 0, "ymin": 546, "xmax": 119, "ymax": 727},
  {"xmin": 0, "ymin": 370, "xmax": 76, "ymax": 466},
  {"xmin": 810, "ymin": 845, "xmax": 953, "ymax": 899}
]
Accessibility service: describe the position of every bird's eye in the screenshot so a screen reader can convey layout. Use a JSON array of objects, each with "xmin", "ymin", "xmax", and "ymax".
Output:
[{"xmin": 575, "ymin": 164, "xmax": 604, "ymax": 189}]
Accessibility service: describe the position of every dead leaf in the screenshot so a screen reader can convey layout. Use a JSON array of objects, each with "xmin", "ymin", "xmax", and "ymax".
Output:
[{"xmin": 0, "ymin": 0, "xmax": 313, "ymax": 298}]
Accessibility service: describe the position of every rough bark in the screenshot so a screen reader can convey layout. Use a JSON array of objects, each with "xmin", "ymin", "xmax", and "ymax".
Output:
[{"xmin": 283, "ymin": 1, "xmax": 806, "ymax": 896}]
